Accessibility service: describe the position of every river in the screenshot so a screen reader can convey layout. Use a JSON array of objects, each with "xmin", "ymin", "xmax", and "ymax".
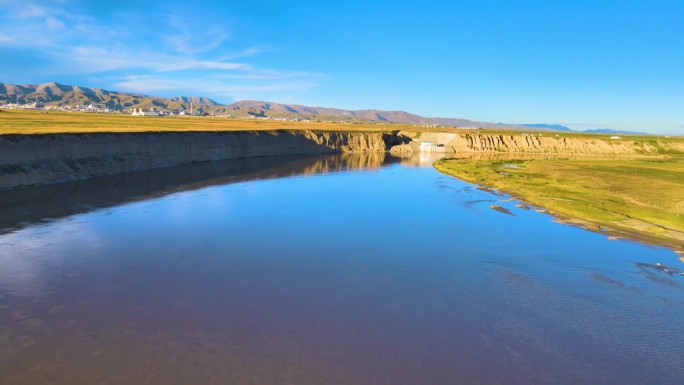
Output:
[{"xmin": 1, "ymin": 153, "xmax": 682, "ymax": 384}]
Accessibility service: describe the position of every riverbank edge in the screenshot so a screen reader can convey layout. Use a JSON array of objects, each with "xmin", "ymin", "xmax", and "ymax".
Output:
[
  {"xmin": 433, "ymin": 160, "xmax": 684, "ymax": 252},
  {"xmin": 0, "ymin": 130, "xmax": 406, "ymax": 190}
]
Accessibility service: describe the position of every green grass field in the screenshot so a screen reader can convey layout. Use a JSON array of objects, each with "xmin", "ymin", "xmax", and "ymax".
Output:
[
  {"xmin": 0, "ymin": 109, "xmax": 435, "ymax": 134},
  {"xmin": 435, "ymin": 156, "xmax": 684, "ymax": 249}
]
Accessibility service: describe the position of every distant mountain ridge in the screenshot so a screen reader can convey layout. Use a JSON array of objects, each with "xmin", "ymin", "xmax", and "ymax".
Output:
[
  {"xmin": 229, "ymin": 100, "xmax": 536, "ymax": 128},
  {"xmin": 520, "ymin": 123, "xmax": 574, "ymax": 132},
  {"xmin": 0, "ymin": 82, "xmax": 648, "ymax": 134},
  {"xmin": 0, "ymin": 82, "xmax": 221, "ymax": 112},
  {"xmin": 583, "ymin": 128, "xmax": 649, "ymax": 135},
  {"xmin": 0, "ymin": 81, "xmax": 537, "ymax": 129}
]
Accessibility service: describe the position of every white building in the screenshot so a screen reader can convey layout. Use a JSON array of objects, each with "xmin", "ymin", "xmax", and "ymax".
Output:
[
  {"xmin": 419, "ymin": 141, "xmax": 438, "ymax": 152},
  {"xmin": 131, "ymin": 108, "xmax": 159, "ymax": 116}
]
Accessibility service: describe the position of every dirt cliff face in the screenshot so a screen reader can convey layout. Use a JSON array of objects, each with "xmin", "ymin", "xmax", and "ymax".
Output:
[
  {"xmin": 448, "ymin": 134, "xmax": 677, "ymax": 155},
  {"xmin": 0, "ymin": 131, "xmax": 390, "ymax": 189}
]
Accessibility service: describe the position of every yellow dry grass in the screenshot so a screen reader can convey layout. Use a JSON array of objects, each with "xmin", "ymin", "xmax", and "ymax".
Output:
[{"xmin": 0, "ymin": 109, "xmax": 413, "ymax": 134}]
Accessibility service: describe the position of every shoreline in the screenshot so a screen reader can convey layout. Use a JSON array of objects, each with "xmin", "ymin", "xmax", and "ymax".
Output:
[
  {"xmin": 0, "ymin": 130, "xmax": 403, "ymax": 190},
  {"xmin": 433, "ymin": 160, "xmax": 684, "ymax": 253}
]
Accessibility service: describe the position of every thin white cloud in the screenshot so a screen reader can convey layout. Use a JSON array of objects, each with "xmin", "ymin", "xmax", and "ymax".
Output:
[
  {"xmin": 0, "ymin": 34, "xmax": 14, "ymax": 44},
  {"xmin": 113, "ymin": 75, "xmax": 319, "ymax": 97},
  {"xmin": 61, "ymin": 46, "xmax": 252, "ymax": 73},
  {"xmin": 45, "ymin": 15, "xmax": 64, "ymax": 29},
  {"xmin": 12, "ymin": 2, "xmax": 50, "ymax": 18},
  {"xmin": 113, "ymin": 76, "xmax": 188, "ymax": 92},
  {"xmin": 215, "ymin": 69, "xmax": 326, "ymax": 81},
  {"xmin": 163, "ymin": 60, "xmax": 251, "ymax": 72},
  {"xmin": 163, "ymin": 16, "xmax": 230, "ymax": 55},
  {"xmin": 217, "ymin": 47, "xmax": 263, "ymax": 61},
  {"xmin": 0, "ymin": 0, "xmax": 324, "ymax": 101}
]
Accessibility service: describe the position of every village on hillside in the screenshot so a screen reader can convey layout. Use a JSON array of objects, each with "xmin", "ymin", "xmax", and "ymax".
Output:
[
  {"xmin": 1, "ymin": 100, "xmax": 226, "ymax": 117},
  {"xmin": 0, "ymin": 100, "xmax": 455, "ymax": 127}
]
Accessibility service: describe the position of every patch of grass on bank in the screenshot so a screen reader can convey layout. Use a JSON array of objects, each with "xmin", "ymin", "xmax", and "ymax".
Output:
[{"xmin": 435, "ymin": 156, "xmax": 684, "ymax": 247}]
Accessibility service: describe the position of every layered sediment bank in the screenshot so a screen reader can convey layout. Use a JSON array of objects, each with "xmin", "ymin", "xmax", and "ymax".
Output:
[
  {"xmin": 2, "ymin": 130, "xmax": 682, "ymax": 190},
  {"xmin": 447, "ymin": 133, "xmax": 684, "ymax": 154},
  {"xmin": 393, "ymin": 132, "xmax": 684, "ymax": 156},
  {"xmin": 0, "ymin": 131, "xmax": 399, "ymax": 189}
]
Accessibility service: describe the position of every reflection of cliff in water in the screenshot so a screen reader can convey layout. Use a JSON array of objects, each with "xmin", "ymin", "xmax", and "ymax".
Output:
[
  {"xmin": 389, "ymin": 152, "xmax": 448, "ymax": 167},
  {"xmin": 0, "ymin": 153, "xmax": 392, "ymax": 234},
  {"xmin": 297, "ymin": 152, "xmax": 390, "ymax": 175}
]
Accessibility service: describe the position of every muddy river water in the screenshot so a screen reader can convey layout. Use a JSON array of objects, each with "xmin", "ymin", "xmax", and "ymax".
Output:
[{"xmin": 1, "ymin": 153, "xmax": 682, "ymax": 384}]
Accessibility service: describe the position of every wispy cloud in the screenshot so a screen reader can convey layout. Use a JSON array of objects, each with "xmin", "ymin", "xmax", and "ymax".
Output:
[
  {"xmin": 163, "ymin": 14, "xmax": 230, "ymax": 55},
  {"xmin": 215, "ymin": 69, "xmax": 326, "ymax": 81},
  {"xmin": 113, "ymin": 75, "xmax": 319, "ymax": 101},
  {"xmin": 13, "ymin": 2, "xmax": 51, "ymax": 18},
  {"xmin": 44, "ymin": 15, "xmax": 64, "ymax": 29},
  {"xmin": 61, "ymin": 46, "xmax": 252, "ymax": 73},
  {"xmin": 0, "ymin": 34, "xmax": 14, "ymax": 44},
  {"xmin": 217, "ymin": 47, "xmax": 263, "ymax": 61},
  {"xmin": 0, "ymin": 0, "xmax": 323, "ymax": 102}
]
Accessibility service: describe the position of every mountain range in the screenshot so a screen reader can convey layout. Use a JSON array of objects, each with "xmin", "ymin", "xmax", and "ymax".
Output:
[
  {"xmin": 0, "ymin": 82, "xmax": 648, "ymax": 134},
  {"xmin": 519, "ymin": 123, "xmax": 648, "ymax": 135},
  {"xmin": 0, "ymin": 82, "xmax": 221, "ymax": 112}
]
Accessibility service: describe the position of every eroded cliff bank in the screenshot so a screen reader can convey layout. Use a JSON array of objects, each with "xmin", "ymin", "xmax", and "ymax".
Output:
[
  {"xmin": 447, "ymin": 133, "xmax": 684, "ymax": 154},
  {"xmin": 0, "ymin": 130, "xmax": 399, "ymax": 189}
]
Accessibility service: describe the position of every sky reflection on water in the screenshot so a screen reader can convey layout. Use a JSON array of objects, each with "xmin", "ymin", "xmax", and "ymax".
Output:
[{"xmin": 1, "ymin": 154, "xmax": 683, "ymax": 385}]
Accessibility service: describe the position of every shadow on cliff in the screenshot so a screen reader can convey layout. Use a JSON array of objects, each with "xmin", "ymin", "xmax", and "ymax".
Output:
[{"xmin": 0, "ymin": 152, "xmax": 399, "ymax": 235}]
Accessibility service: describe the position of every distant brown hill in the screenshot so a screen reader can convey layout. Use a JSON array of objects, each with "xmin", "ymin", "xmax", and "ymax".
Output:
[
  {"xmin": 230, "ymin": 100, "xmax": 532, "ymax": 129},
  {"xmin": 0, "ymin": 82, "xmax": 222, "ymax": 113},
  {"xmin": 0, "ymin": 81, "xmax": 533, "ymax": 129}
]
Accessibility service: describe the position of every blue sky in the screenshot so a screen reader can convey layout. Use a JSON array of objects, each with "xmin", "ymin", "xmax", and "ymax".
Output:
[{"xmin": 1, "ymin": 0, "xmax": 683, "ymax": 133}]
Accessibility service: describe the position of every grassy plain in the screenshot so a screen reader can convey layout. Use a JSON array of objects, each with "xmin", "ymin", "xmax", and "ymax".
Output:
[
  {"xmin": 2, "ymin": 110, "xmax": 682, "ymax": 149},
  {"xmin": 435, "ymin": 156, "xmax": 684, "ymax": 248},
  {"xmin": 0, "ymin": 109, "xmax": 418, "ymax": 134}
]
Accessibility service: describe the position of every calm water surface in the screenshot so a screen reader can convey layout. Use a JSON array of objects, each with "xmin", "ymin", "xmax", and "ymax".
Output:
[{"xmin": 1, "ymin": 154, "xmax": 683, "ymax": 384}]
